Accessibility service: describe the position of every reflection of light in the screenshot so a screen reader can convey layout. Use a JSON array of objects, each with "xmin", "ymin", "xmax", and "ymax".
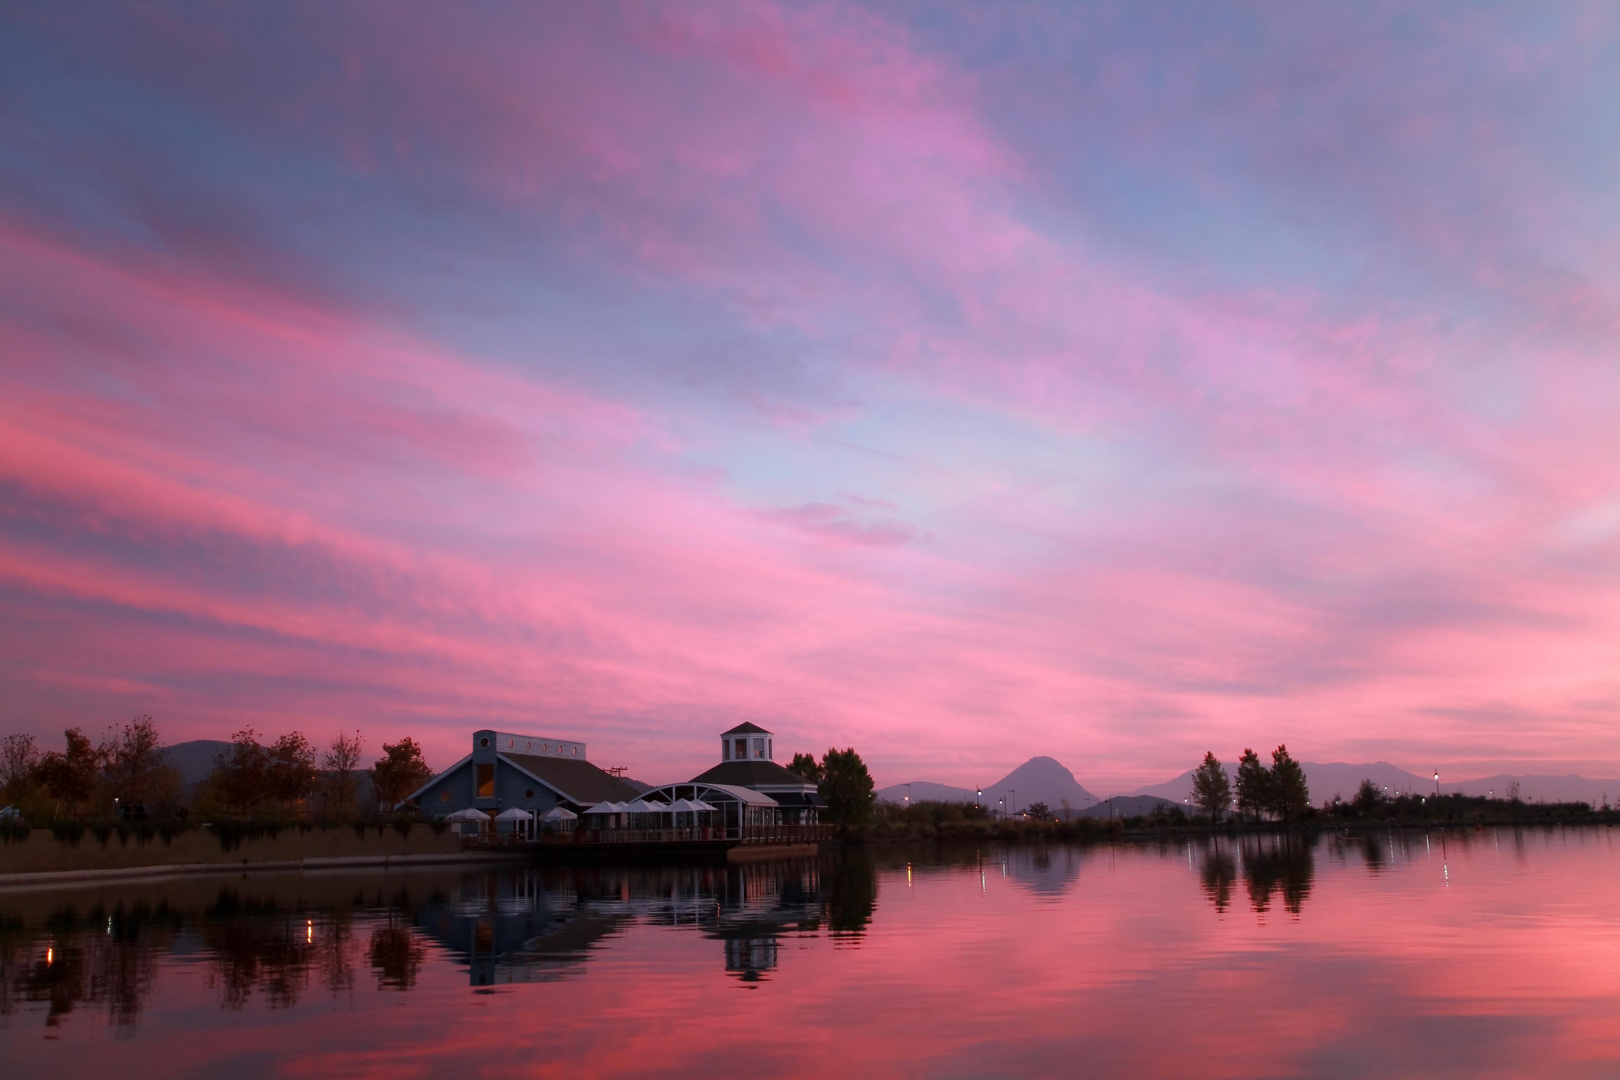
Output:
[
  {"xmin": 307, "ymin": 919, "xmax": 314, "ymax": 945},
  {"xmin": 46, "ymin": 947, "xmax": 53, "ymax": 964}
]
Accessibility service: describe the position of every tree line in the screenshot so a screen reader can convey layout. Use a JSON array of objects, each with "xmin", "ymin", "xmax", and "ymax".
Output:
[
  {"xmin": 1190, "ymin": 745, "xmax": 1310, "ymax": 824},
  {"xmin": 0, "ymin": 716, "xmax": 436, "ymax": 822}
]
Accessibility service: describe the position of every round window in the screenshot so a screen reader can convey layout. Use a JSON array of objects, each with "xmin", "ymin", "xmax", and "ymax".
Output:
[
  {"xmin": 480, "ymin": 737, "xmax": 490, "ymax": 748},
  {"xmin": 440, "ymin": 791, "xmax": 450, "ymax": 803},
  {"xmin": 525, "ymin": 789, "xmax": 535, "ymax": 799}
]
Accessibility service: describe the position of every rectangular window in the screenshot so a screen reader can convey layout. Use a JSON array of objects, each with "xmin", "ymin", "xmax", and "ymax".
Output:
[
  {"xmin": 476, "ymin": 763, "xmax": 494, "ymax": 798},
  {"xmin": 734, "ymin": 738, "xmax": 747, "ymax": 760},
  {"xmin": 753, "ymin": 738, "xmax": 765, "ymax": 759}
]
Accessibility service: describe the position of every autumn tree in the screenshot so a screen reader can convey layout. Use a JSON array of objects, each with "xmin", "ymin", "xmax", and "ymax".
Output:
[
  {"xmin": 36, "ymin": 728, "xmax": 102, "ymax": 816},
  {"xmin": 323, "ymin": 730, "xmax": 365, "ymax": 819},
  {"xmin": 100, "ymin": 714, "xmax": 176, "ymax": 809},
  {"xmin": 1, "ymin": 733, "xmax": 39, "ymax": 807},
  {"xmin": 1191, "ymin": 751, "xmax": 1232, "ymax": 823},
  {"xmin": 213, "ymin": 728, "xmax": 270, "ymax": 813},
  {"xmin": 1235, "ymin": 748, "xmax": 1269, "ymax": 823},
  {"xmin": 787, "ymin": 752, "xmax": 823, "ymax": 784},
  {"xmin": 266, "ymin": 732, "xmax": 318, "ymax": 811},
  {"xmin": 370, "ymin": 738, "xmax": 433, "ymax": 811},
  {"xmin": 1267, "ymin": 745, "xmax": 1310, "ymax": 823},
  {"xmin": 817, "ymin": 747, "xmax": 874, "ymax": 835}
]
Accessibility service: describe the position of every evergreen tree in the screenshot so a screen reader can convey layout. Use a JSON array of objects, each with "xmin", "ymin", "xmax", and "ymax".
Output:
[
  {"xmin": 1235, "ymin": 747, "xmax": 1269, "ymax": 823},
  {"xmin": 1268, "ymin": 745, "xmax": 1309, "ymax": 822},
  {"xmin": 818, "ymin": 747, "xmax": 874, "ymax": 835},
  {"xmin": 1191, "ymin": 751, "xmax": 1232, "ymax": 822},
  {"xmin": 787, "ymin": 752, "xmax": 823, "ymax": 783}
]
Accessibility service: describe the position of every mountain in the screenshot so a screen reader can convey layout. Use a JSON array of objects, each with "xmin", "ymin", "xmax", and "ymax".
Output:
[
  {"xmin": 1076, "ymin": 794, "xmax": 1177, "ymax": 819},
  {"xmin": 983, "ymin": 757, "xmax": 1098, "ymax": 815},
  {"xmin": 1130, "ymin": 761, "xmax": 1430, "ymax": 805},
  {"xmin": 876, "ymin": 757, "xmax": 1097, "ymax": 813},
  {"xmin": 875, "ymin": 780, "xmax": 978, "ymax": 804},
  {"xmin": 160, "ymin": 740, "xmax": 233, "ymax": 786},
  {"xmin": 1439, "ymin": 774, "xmax": 1620, "ymax": 806}
]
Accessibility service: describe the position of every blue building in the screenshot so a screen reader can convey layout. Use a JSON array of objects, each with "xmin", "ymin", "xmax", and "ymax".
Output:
[{"xmin": 404, "ymin": 729, "xmax": 640, "ymax": 819}]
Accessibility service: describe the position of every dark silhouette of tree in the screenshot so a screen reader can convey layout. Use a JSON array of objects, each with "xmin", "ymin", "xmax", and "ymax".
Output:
[
  {"xmin": 212, "ymin": 729, "xmax": 270, "ymax": 813},
  {"xmin": 101, "ymin": 714, "xmax": 175, "ymax": 810},
  {"xmin": 823, "ymin": 847, "xmax": 877, "ymax": 934},
  {"xmin": 266, "ymin": 732, "xmax": 318, "ymax": 811},
  {"xmin": 1027, "ymin": 801, "xmax": 1052, "ymax": 820},
  {"xmin": 1191, "ymin": 751, "xmax": 1231, "ymax": 822},
  {"xmin": 1352, "ymin": 778, "xmax": 1383, "ymax": 817},
  {"xmin": 36, "ymin": 728, "xmax": 102, "ymax": 816},
  {"xmin": 371, "ymin": 738, "xmax": 433, "ymax": 810},
  {"xmin": 1268, "ymin": 745, "xmax": 1309, "ymax": 823},
  {"xmin": 1, "ymin": 733, "xmax": 38, "ymax": 806},
  {"xmin": 818, "ymin": 747, "xmax": 874, "ymax": 835},
  {"xmin": 787, "ymin": 752, "xmax": 823, "ymax": 783},
  {"xmin": 322, "ymin": 730, "xmax": 365, "ymax": 820},
  {"xmin": 1235, "ymin": 748, "xmax": 1269, "ymax": 822}
]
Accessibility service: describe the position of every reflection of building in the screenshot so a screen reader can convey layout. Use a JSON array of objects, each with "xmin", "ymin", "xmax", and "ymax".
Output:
[
  {"xmin": 411, "ymin": 861, "xmax": 831, "ymax": 985},
  {"xmin": 404, "ymin": 729, "xmax": 640, "ymax": 820}
]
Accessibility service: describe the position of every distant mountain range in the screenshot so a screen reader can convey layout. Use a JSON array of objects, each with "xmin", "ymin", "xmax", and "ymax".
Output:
[
  {"xmin": 881, "ymin": 755, "xmax": 1620, "ymax": 812},
  {"xmin": 160, "ymin": 740, "xmax": 233, "ymax": 786},
  {"xmin": 878, "ymin": 756, "xmax": 1119, "ymax": 815}
]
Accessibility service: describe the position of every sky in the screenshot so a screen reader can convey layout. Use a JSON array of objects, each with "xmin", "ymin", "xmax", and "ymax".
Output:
[{"xmin": 2, "ymin": 2, "xmax": 1619, "ymax": 792}]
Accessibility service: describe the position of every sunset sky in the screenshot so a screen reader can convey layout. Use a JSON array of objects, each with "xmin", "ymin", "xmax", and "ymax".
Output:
[{"xmin": 3, "ymin": 3, "xmax": 1619, "ymax": 792}]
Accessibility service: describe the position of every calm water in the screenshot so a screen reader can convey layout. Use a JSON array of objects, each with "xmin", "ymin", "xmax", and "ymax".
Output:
[{"xmin": 5, "ymin": 829, "xmax": 1620, "ymax": 1078}]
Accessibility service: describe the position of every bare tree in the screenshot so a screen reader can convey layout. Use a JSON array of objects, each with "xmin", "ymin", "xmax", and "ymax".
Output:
[
  {"xmin": 1, "ymin": 733, "xmax": 39, "ymax": 806},
  {"xmin": 323, "ymin": 730, "xmax": 364, "ymax": 820}
]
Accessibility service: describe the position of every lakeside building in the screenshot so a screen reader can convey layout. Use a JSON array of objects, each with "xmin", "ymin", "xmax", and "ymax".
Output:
[{"xmin": 405, "ymin": 723, "xmax": 825, "ymax": 840}]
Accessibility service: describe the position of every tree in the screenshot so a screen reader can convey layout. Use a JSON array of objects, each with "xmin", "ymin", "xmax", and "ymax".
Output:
[
  {"xmin": 36, "ymin": 728, "xmax": 102, "ymax": 816},
  {"xmin": 267, "ymin": 732, "xmax": 318, "ymax": 810},
  {"xmin": 1268, "ymin": 745, "xmax": 1309, "ymax": 823},
  {"xmin": 1191, "ymin": 751, "xmax": 1232, "ymax": 823},
  {"xmin": 1235, "ymin": 748, "xmax": 1269, "ymax": 823},
  {"xmin": 1, "ymin": 733, "xmax": 39, "ymax": 806},
  {"xmin": 323, "ymin": 730, "xmax": 365, "ymax": 820},
  {"xmin": 1027, "ymin": 801, "xmax": 1052, "ymax": 821},
  {"xmin": 1352, "ymin": 779, "xmax": 1383, "ymax": 817},
  {"xmin": 371, "ymin": 738, "xmax": 433, "ymax": 811},
  {"xmin": 101, "ymin": 714, "xmax": 175, "ymax": 810},
  {"xmin": 787, "ymin": 752, "xmax": 823, "ymax": 784},
  {"xmin": 818, "ymin": 747, "xmax": 874, "ymax": 835},
  {"xmin": 213, "ymin": 728, "xmax": 270, "ymax": 813}
]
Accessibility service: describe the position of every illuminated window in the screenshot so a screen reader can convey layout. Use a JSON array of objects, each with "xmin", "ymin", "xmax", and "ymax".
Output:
[{"xmin": 476, "ymin": 763, "xmax": 494, "ymax": 798}]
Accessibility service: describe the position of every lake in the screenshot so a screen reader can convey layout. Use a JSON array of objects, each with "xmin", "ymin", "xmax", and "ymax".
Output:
[{"xmin": 5, "ymin": 828, "xmax": 1620, "ymax": 1078}]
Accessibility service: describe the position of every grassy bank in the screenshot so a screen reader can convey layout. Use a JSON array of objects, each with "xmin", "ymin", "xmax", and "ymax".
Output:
[
  {"xmin": 855, "ymin": 795, "xmax": 1620, "ymax": 844},
  {"xmin": 0, "ymin": 821, "xmax": 464, "ymax": 876}
]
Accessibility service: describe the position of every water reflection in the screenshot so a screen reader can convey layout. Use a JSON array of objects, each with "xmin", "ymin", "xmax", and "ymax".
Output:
[{"xmin": 7, "ymin": 829, "xmax": 1620, "ymax": 1079}]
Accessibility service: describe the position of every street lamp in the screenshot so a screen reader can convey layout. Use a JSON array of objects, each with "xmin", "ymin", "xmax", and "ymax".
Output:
[{"xmin": 1434, "ymin": 770, "xmax": 1440, "ymax": 798}]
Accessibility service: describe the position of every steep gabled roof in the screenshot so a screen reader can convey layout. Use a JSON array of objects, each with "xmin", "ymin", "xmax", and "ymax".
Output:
[
  {"xmin": 690, "ymin": 759, "xmax": 814, "ymax": 789},
  {"xmin": 500, "ymin": 753, "xmax": 640, "ymax": 806},
  {"xmin": 721, "ymin": 721, "xmax": 772, "ymax": 736}
]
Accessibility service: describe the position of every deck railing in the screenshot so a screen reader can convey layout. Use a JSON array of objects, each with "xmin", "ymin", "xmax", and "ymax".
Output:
[{"xmin": 471, "ymin": 823, "xmax": 834, "ymax": 847}]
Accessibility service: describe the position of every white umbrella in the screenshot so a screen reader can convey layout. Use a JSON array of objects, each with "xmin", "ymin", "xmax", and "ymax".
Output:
[
  {"xmin": 621, "ymin": 799, "xmax": 665, "ymax": 814},
  {"xmin": 540, "ymin": 806, "xmax": 577, "ymax": 821},
  {"xmin": 494, "ymin": 808, "xmax": 532, "ymax": 821},
  {"xmin": 583, "ymin": 801, "xmax": 624, "ymax": 815},
  {"xmin": 444, "ymin": 808, "xmax": 491, "ymax": 822}
]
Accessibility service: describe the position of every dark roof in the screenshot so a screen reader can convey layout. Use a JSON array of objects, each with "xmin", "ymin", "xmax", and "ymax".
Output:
[
  {"xmin": 721, "ymin": 722, "xmax": 772, "ymax": 736},
  {"xmin": 501, "ymin": 753, "xmax": 640, "ymax": 806},
  {"xmin": 767, "ymin": 791, "xmax": 827, "ymax": 808},
  {"xmin": 689, "ymin": 760, "xmax": 814, "ymax": 788}
]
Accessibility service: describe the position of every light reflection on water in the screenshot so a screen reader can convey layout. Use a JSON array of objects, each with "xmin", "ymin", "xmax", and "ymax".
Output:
[{"xmin": 3, "ymin": 827, "xmax": 1620, "ymax": 1078}]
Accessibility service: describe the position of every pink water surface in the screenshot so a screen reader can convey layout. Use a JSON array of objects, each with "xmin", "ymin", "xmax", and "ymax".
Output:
[{"xmin": 5, "ymin": 830, "xmax": 1620, "ymax": 1078}]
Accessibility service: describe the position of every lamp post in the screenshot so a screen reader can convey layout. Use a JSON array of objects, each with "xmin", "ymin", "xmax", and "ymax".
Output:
[
  {"xmin": 998, "ymin": 796, "xmax": 1004, "ymax": 820},
  {"xmin": 1434, "ymin": 770, "xmax": 1440, "ymax": 798},
  {"xmin": 976, "ymin": 787, "xmax": 982, "ymax": 810}
]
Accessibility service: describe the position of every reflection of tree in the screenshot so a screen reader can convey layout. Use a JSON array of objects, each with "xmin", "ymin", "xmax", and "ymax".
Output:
[
  {"xmin": 320, "ymin": 912, "xmax": 356, "ymax": 997},
  {"xmin": 368, "ymin": 921, "xmax": 424, "ymax": 991},
  {"xmin": 1241, "ymin": 834, "xmax": 1315, "ymax": 916},
  {"xmin": 1198, "ymin": 842, "xmax": 1237, "ymax": 913},
  {"xmin": 823, "ymin": 848, "xmax": 877, "ymax": 935},
  {"xmin": 1362, "ymin": 833, "xmax": 1385, "ymax": 872},
  {"xmin": 202, "ymin": 893, "xmax": 314, "ymax": 1009},
  {"xmin": 6, "ymin": 903, "xmax": 167, "ymax": 1028}
]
